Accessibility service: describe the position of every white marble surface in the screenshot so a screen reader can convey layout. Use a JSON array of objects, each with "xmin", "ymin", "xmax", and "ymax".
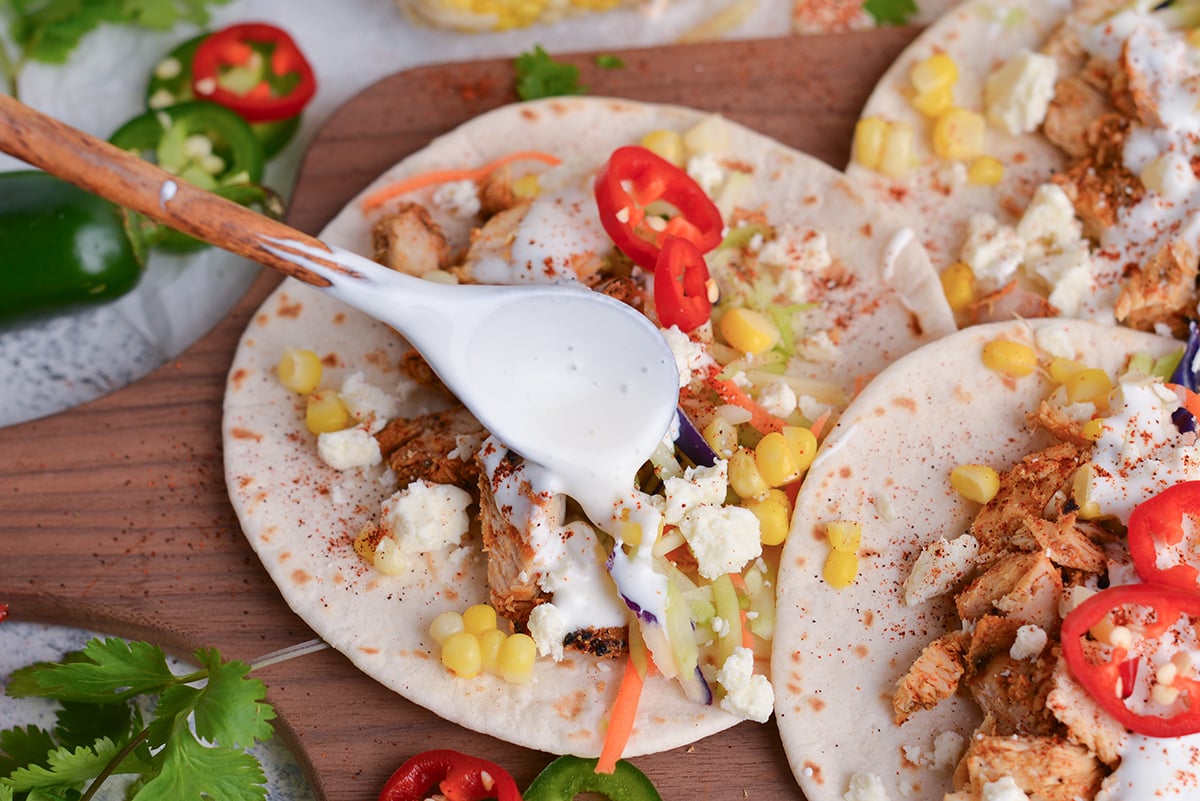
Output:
[
  {"xmin": 0, "ymin": 621, "xmax": 315, "ymax": 800},
  {"xmin": 0, "ymin": 0, "xmax": 801, "ymax": 428}
]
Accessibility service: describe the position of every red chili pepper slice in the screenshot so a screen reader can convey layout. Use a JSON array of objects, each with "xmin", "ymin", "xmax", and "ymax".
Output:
[
  {"xmin": 191, "ymin": 23, "xmax": 317, "ymax": 123},
  {"xmin": 593, "ymin": 146, "xmax": 723, "ymax": 272},
  {"xmin": 1128, "ymin": 481, "xmax": 1200, "ymax": 591},
  {"xmin": 377, "ymin": 749, "xmax": 522, "ymax": 801},
  {"xmin": 1061, "ymin": 583, "xmax": 1200, "ymax": 737},
  {"xmin": 0, "ymin": 604, "xmax": 7, "ymax": 623},
  {"xmin": 653, "ymin": 235, "xmax": 712, "ymax": 333}
]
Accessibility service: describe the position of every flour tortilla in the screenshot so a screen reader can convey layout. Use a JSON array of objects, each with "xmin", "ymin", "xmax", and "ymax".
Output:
[
  {"xmin": 223, "ymin": 96, "xmax": 955, "ymax": 755},
  {"xmin": 846, "ymin": 0, "xmax": 1072, "ymax": 273},
  {"xmin": 771, "ymin": 318, "xmax": 1179, "ymax": 801}
]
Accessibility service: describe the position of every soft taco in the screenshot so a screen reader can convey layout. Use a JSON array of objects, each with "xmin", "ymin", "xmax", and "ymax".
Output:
[
  {"xmin": 772, "ymin": 317, "xmax": 1200, "ymax": 801},
  {"xmin": 222, "ymin": 96, "xmax": 955, "ymax": 756},
  {"xmin": 848, "ymin": 0, "xmax": 1200, "ymax": 333}
]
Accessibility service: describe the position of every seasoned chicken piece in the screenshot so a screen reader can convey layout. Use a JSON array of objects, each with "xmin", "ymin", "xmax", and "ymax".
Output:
[
  {"xmin": 1051, "ymin": 114, "xmax": 1144, "ymax": 240},
  {"xmin": 477, "ymin": 164, "xmax": 520, "ymax": 219},
  {"xmin": 1038, "ymin": 0, "xmax": 1128, "ymax": 78},
  {"xmin": 455, "ymin": 200, "xmax": 605, "ymax": 284},
  {"xmin": 1027, "ymin": 400, "xmax": 1091, "ymax": 447},
  {"xmin": 477, "ymin": 447, "xmax": 628, "ymax": 658},
  {"xmin": 964, "ymin": 614, "xmax": 1021, "ymax": 670},
  {"xmin": 968, "ymin": 650, "xmax": 1060, "ymax": 736},
  {"xmin": 956, "ymin": 551, "xmax": 1063, "ymax": 633},
  {"xmin": 1046, "ymin": 656, "xmax": 1126, "ymax": 766},
  {"xmin": 589, "ymin": 275, "xmax": 649, "ymax": 315},
  {"xmin": 970, "ymin": 442, "xmax": 1085, "ymax": 560},
  {"xmin": 893, "ymin": 629, "xmax": 970, "ymax": 724},
  {"xmin": 374, "ymin": 406, "xmax": 485, "ymax": 490},
  {"xmin": 399, "ymin": 347, "xmax": 446, "ymax": 390},
  {"xmin": 1025, "ymin": 515, "xmax": 1107, "ymax": 574},
  {"xmin": 1114, "ymin": 237, "xmax": 1199, "ymax": 336},
  {"xmin": 1043, "ymin": 74, "xmax": 1115, "ymax": 159},
  {"xmin": 953, "ymin": 732, "xmax": 1105, "ymax": 801},
  {"xmin": 371, "ymin": 202, "xmax": 453, "ymax": 277}
]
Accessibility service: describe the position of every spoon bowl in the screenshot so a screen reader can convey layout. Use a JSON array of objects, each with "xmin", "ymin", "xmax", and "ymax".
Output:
[{"xmin": 0, "ymin": 94, "xmax": 680, "ymax": 481}]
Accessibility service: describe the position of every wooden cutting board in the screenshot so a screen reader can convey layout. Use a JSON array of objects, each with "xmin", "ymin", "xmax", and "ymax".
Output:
[{"xmin": 0, "ymin": 28, "xmax": 920, "ymax": 801}]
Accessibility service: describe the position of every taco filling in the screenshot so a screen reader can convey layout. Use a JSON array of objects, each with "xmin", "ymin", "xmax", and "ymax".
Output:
[
  {"xmin": 225, "ymin": 98, "xmax": 954, "ymax": 756},
  {"xmin": 852, "ymin": 0, "xmax": 1200, "ymax": 333}
]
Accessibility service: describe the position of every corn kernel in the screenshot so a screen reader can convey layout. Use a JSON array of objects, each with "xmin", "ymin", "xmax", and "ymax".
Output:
[
  {"xmin": 911, "ymin": 84, "xmax": 953, "ymax": 118},
  {"xmin": 478, "ymin": 628, "xmax": 507, "ymax": 674},
  {"xmin": 640, "ymin": 129, "xmax": 686, "ymax": 167},
  {"xmin": 981, "ymin": 338, "xmax": 1037, "ymax": 378},
  {"xmin": 305, "ymin": 389, "xmax": 351, "ymax": 434},
  {"xmin": 620, "ymin": 519, "xmax": 644, "ymax": 547},
  {"xmin": 719, "ymin": 307, "xmax": 779, "ymax": 355},
  {"xmin": 1081, "ymin": 418, "xmax": 1105, "ymax": 441},
  {"xmin": 729, "ymin": 446, "xmax": 770, "ymax": 500},
  {"xmin": 950, "ymin": 464, "xmax": 1000, "ymax": 504},
  {"xmin": 512, "ymin": 173, "xmax": 541, "ymax": 199},
  {"xmin": 498, "ymin": 632, "xmax": 537, "ymax": 684},
  {"xmin": 1048, "ymin": 357, "xmax": 1086, "ymax": 384},
  {"xmin": 878, "ymin": 121, "xmax": 915, "ymax": 178},
  {"xmin": 352, "ymin": 526, "xmax": 380, "ymax": 565},
  {"xmin": 441, "ymin": 631, "xmax": 482, "ymax": 678},
  {"xmin": 462, "ymin": 604, "xmax": 498, "ymax": 634},
  {"xmin": 372, "ymin": 537, "xmax": 408, "ymax": 575},
  {"xmin": 823, "ymin": 548, "xmax": 859, "ymax": 589},
  {"xmin": 967, "ymin": 155, "xmax": 1004, "ymax": 186},
  {"xmin": 430, "ymin": 611, "xmax": 465, "ymax": 645},
  {"xmin": 909, "ymin": 52, "xmax": 958, "ymax": 94},
  {"xmin": 932, "ymin": 108, "xmax": 985, "ymax": 161},
  {"xmin": 1064, "ymin": 367, "xmax": 1112, "ymax": 406},
  {"xmin": 825, "ymin": 520, "xmax": 862, "ymax": 552},
  {"xmin": 1072, "ymin": 465, "xmax": 1103, "ymax": 520},
  {"xmin": 853, "ymin": 117, "xmax": 888, "ymax": 171},
  {"xmin": 278, "ymin": 347, "xmax": 322, "ymax": 394},
  {"xmin": 755, "ymin": 432, "xmax": 801, "ymax": 487},
  {"xmin": 745, "ymin": 488, "xmax": 791, "ymax": 546},
  {"xmin": 940, "ymin": 262, "xmax": 976, "ymax": 312},
  {"xmin": 781, "ymin": 426, "xmax": 818, "ymax": 473},
  {"xmin": 702, "ymin": 416, "xmax": 738, "ymax": 458}
]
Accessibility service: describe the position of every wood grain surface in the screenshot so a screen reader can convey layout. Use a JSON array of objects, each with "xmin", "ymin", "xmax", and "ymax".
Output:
[{"xmin": 0, "ymin": 28, "xmax": 920, "ymax": 801}]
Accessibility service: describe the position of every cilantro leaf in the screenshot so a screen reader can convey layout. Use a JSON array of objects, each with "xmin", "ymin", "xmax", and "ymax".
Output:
[
  {"xmin": 5, "ymin": 738, "xmax": 121, "ymax": 791},
  {"xmin": 0, "ymin": 724, "xmax": 56, "ymax": 777},
  {"xmin": 0, "ymin": 783, "xmax": 11, "ymax": 801},
  {"xmin": 191, "ymin": 650, "xmax": 275, "ymax": 749},
  {"xmin": 10, "ymin": 639, "xmax": 177, "ymax": 704},
  {"xmin": 514, "ymin": 45, "xmax": 585, "ymax": 100},
  {"xmin": 595, "ymin": 54, "xmax": 624, "ymax": 69},
  {"xmin": 863, "ymin": 0, "xmax": 918, "ymax": 26},
  {"xmin": 135, "ymin": 722, "xmax": 267, "ymax": 801},
  {"xmin": 55, "ymin": 700, "xmax": 138, "ymax": 753}
]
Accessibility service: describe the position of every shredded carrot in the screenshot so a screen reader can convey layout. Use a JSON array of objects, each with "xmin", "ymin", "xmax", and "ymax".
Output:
[
  {"xmin": 739, "ymin": 608, "xmax": 754, "ymax": 649},
  {"xmin": 596, "ymin": 654, "xmax": 654, "ymax": 774},
  {"xmin": 359, "ymin": 150, "xmax": 563, "ymax": 213},
  {"xmin": 1168, "ymin": 383, "xmax": 1200, "ymax": 420},
  {"xmin": 706, "ymin": 377, "xmax": 786, "ymax": 434},
  {"xmin": 809, "ymin": 409, "xmax": 832, "ymax": 440}
]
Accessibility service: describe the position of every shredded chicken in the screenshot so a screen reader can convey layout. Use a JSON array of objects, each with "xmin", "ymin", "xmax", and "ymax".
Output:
[
  {"xmin": 374, "ymin": 406, "xmax": 485, "ymax": 490},
  {"xmin": 967, "ymin": 649, "xmax": 1061, "ymax": 736},
  {"xmin": 1114, "ymin": 237, "xmax": 1199, "ymax": 336},
  {"xmin": 893, "ymin": 630, "xmax": 970, "ymax": 724},
  {"xmin": 371, "ymin": 201, "xmax": 453, "ymax": 277},
  {"xmin": 952, "ymin": 732, "xmax": 1106, "ymax": 801}
]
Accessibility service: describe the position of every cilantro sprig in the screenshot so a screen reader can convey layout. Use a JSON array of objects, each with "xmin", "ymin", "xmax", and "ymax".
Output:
[
  {"xmin": 513, "ymin": 47, "xmax": 625, "ymax": 101},
  {"xmin": 0, "ymin": 0, "xmax": 234, "ymax": 99},
  {"xmin": 863, "ymin": 0, "xmax": 918, "ymax": 26},
  {"xmin": 1, "ymin": 638, "xmax": 277, "ymax": 801}
]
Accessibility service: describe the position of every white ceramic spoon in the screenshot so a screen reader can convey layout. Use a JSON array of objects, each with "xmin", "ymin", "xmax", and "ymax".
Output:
[{"xmin": 0, "ymin": 94, "xmax": 679, "ymax": 490}]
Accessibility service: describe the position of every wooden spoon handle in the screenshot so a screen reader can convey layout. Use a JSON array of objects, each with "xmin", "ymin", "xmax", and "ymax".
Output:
[{"xmin": 0, "ymin": 93, "xmax": 334, "ymax": 288}]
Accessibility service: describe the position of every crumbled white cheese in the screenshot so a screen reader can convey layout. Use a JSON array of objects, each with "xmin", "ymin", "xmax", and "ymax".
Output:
[
  {"xmin": 1141, "ymin": 151, "xmax": 1199, "ymax": 201},
  {"xmin": 759, "ymin": 225, "xmax": 832, "ymax": 304},
  {"xmin": 1009, "ymin": 624, "xmax": 1048, "ymax": 660},
  {"xmin": 981, "ymin": 776, "xmax": 1031, "ymax": 801},
  {"xmin": 985, "ymin": 49, "xmax": 1058, "ymax": 135},
  {"xmin": 961, "ymin": 214, "xmax": 1024, "ymax": 285},
  {"xmin": 843, "ymin": 772, "xmax": 891, "ymax": 801},
  {"xmin": 902, "ymin": 534, "xmax": 980, "ymax": 606},
  {"xmin": 715, "ymin": 646, "xmax": 773, "ymax": 722},
  {"xmin": 339, "ymin": 371, "xmax": 400, "ymax": 434},
  {"xmin": 431, "ymin": 178, "xmax": 481, "ymax": 218},
  {"xmin": 686, "ymin": 152, "xmax": 725, "ymax": 195},
  {"xmin": 379, "ymin": 479, "xmax": 471, "ymax": 553},
  {"xmin": 661, "ymin": 325, "xmax": 715, "ymax": 388},
  {"xmin": 797, "ymin": 330, "xmax": 840, "ymax": 364},
  {"xmin": 528, "ymin": 602, "xmax": 567, "ymax": 661},
  {"xmin": 757, "ymin": 378, "xmax": 798, "ymax": 419},
  {"xmin": 930, "ymin": 731, "xmax": 965, "ymax": 771},
  {"xmin": 447, "ymin": 431, "xmax": 486, "ymax": 461},
  {"xmin": 1034, "ymin": 243, "xmax": 1095, "ymax": 317},
  {"xmin": 317, "ymin": 426, "xmax": 383, "ymax": 470},
  {"xmin": 1033, "ymin": 326, "xmax": 1076, "ymax": 361},
  {"xmin": 1016, "ymin": 184, "xmax": 1082, "ymax": 259},
  {"xmin": 678, "ymin": 505, "xmax": 762, "ymax": 579},
  {"xmin": 662, "ymin": 460, "xmax": 730, "ymax": 525},
  {"xmin": 798, "ymin": 394, "xmax": 833, "ymax": 422}
]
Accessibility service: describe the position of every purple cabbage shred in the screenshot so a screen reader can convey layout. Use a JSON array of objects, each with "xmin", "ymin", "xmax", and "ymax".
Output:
[
  {"xmin": 1173, "ymin": 406, "xmax": 1197, "ymax": 434},
  {"xmin": 1169, "ymin": 319, "xmax": 1200, "ymax": 392},
  {"xmin": 675, "ymin": 408, "xmax": 718, "ymax": 467}
]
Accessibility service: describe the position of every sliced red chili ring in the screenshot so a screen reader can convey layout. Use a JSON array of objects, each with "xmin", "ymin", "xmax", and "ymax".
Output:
[
  {"xmin": 593, "ymin": 145, "xmax": 723, "ymax": 272},
  {"xmin": 653, "ymin": 235, "xmax": 712, "ymax": 333},
  {"xmin": 1061, "ymin": 583, "xmax": 1200, "ymax": 738},
  {"xmin": 376, "ymin": 749, "xmax": 521, "ymax": 801},
  {"xmin": 191, "ymin": 22, "xmax": 317, "ymax": 124},
  {"xmin": 1128, "ymin": 481, "xmax": 1200, "ymax": 592}
]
